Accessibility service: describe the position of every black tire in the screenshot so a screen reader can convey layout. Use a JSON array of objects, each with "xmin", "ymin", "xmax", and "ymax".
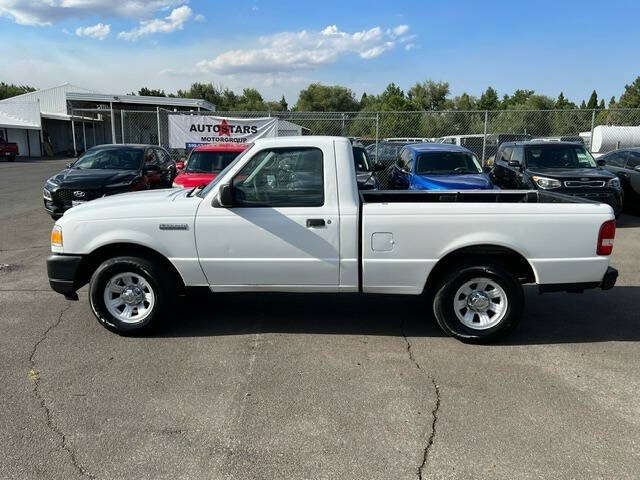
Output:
[
  {"xmin": 7, "ymin": 156, "xmax": 15, "ymax": 162},
  {"xmin": 432, "ymin": 264, "xmax": 524, "ymax": 344},
  {"xmin": 89, "ymin": 256, "xmax": 174, "ymax": 335}
]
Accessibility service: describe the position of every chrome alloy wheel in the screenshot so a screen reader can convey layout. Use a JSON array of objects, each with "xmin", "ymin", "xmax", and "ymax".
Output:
[
  {"xmin": 453, "ymin": 277, "xmax": 508, "ymax": 330},
  {"xmin": 103, "ymin": 272, "xmax": 155, "ymax": 324}
]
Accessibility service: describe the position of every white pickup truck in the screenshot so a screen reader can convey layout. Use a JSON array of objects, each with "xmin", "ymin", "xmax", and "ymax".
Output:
[{"xmin": 47, "ymin": 136, "xmax": 618, "ymax": 343}]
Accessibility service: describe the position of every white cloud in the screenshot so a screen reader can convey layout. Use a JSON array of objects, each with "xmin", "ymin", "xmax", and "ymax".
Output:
[
  {"xmin": 194, "ymin": 13, "xmax": 205, "ymax": 22},
  {"xmin": 0, "ymin": 0, "xmax": 187, "ymax": 26},
  {"xmin": 405, "ymin": 43, "xmax": 416, "ymax": 51},
  {"xmin": 75, "ymin": 22, "xmax": 110, "ymax": 40},
  {"xmin": 118, "ymin": 5, "xmax": 192, "ymax": 40},
  {"xmin": 392, "ymin": 24, "xmax": 409, "ymax": 37},
  {"xmin": 195, "ymin": 24, "xmax": 412, "ymax": 75}
]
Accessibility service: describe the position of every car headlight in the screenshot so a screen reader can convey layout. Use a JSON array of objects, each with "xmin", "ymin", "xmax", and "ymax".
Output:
[
  {"xmin": 607, "ymin": 177, "xmax": 621, "ymax": 189},
  {"xmin": 172, "ymin": 182, "xmax": 183, "ymax": 188},
  {"xmin": 532, "ymin": 176, "xmax": 562, "ymax": 189},
  {"xmin": 43, "ymin": 188, "xmax": 52, "ymax": 201},
  {"xmin": 51, "ymin": 225, "xmax": 63, "ymax": 251}
]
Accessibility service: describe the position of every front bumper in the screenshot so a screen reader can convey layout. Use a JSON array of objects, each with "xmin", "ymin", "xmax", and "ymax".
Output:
[
  {"xmin": 539, "ymin": 266, "xmax": 618, "ymax": 294},
  {"xmin": 47, "ymin": 254, "xmax": 84, "ymax": 300}
]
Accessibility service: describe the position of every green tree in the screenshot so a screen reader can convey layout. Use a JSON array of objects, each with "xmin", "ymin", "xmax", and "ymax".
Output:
[
  {"xmin": 137, "ymin": 87, "xmax": 166, "ymax": 97},
  {"xmin": 608, "ymin": 96, "xmax": 617, "ymax": 108},
  {"xmin": 501, "ymin": 89, "xmax": 535, "ymax": 109},
  {"xmin": 555, "ymin": 92, "xmax": 576, "ymax": 109},
  {"xmin": 279, "ymin": 95, "xmax": 288, "ymax": 111},
  {"xmin": 586, "ymin": 90, "xmax": 598, "ymax": 109},
  {"xmin": 177, "ymin": 82, "xmax": 224, "ymax": 108},
  {"xmin": 478, "ymin": 87, "xmax": 500, "ymax": 110},
  {"xmin": 236, "ymin": 88, "xmax": 267, "ymax": 111},
  {"xmin": 407, "ymin": 80, "xmax": 450, "ymax": 110},
  {"xmin": 580, "ymin": 100, "xmax": 587, "ymax": 109},
  {"xmin": 0, "ymin": 81, "xmax": 36, "ymax": 100},
  {"xmin": 294, "ymin": 83, "xmax": 359, "ymax": 111},
  {"xmin": 451, "ymin": 93, "xmax": 477, "ymax": 110},
  {"xmin": 617, "ymin": 76, "xmax": 640, "ymax": 108}
]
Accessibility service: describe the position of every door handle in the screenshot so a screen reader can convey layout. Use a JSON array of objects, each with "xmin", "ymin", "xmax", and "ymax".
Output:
[{"xmin": 306, "ymin": 218, "xmax": 325, "ymax": 228}]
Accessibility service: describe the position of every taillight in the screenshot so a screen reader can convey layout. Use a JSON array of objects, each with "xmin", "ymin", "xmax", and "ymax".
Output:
[{"xmin": 597, "ymin": 220, "xmax": 616, "ymax": 255}]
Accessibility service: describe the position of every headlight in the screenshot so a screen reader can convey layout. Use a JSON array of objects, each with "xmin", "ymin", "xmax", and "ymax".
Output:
[
  {"xmin": 172, "ymin": 182, "xmax": 183, "ymax": 188},
  {"xmin": 532, "ymin": 176, "xmax": 562, "ymax": 189},
  {"xmin": 43, "ymin": 188, "xmax": 52, "ymax": 201},
  {"xmin": 51, "ymin": 225, "xmax": 63, "ymax": 251},
  {"xmin": 607, "ymin": 177, "xmax": 621, "ymax": 189}
]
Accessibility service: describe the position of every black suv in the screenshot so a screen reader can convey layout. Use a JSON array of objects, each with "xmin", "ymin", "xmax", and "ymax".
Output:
[
  {"xmin": 44, "ymin": 144, "xmax": 176, "ymax": 219},
  {"xmin": 489, "ymin": 141, "xmax": 623, "ymax": 216}
]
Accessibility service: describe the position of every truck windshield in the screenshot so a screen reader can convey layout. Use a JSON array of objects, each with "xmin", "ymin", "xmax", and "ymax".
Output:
[
  {"xmin": 186, "ymin": 150, "xmax": 242, "ymax": 173},
  {"xmin": 72, "ymin": 147, "xmax": 144, "ymax": 170},
  {"xmin": 525, "ymin": 145, "xmax": 597, "ymax": 169},
  {"xmin": 197, "ymin": 144, "xmax": 254, "ymax": 197},
  {"xmin": 416, "ymin": 152, "xmax": 483, "ymax": 175}
]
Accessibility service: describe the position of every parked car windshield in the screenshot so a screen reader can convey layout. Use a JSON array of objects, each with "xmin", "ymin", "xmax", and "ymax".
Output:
[
  {"xmin": 353, "ymin": 147, "xmax": 371, "ymax": 172},
  {"xmin": 416, "ymin": 152, "xmax": 483, "ymax": 175},
  {"xmin": 72, "ymin": 147, "xmax": 144, "ymax": 170},
  {"xmin": 186, "ymin": 150, "xmax": 242, "ymax": 173},
  {"xmin": 524, "ymin": 145, "xmax": 597, "ymax": 169}
]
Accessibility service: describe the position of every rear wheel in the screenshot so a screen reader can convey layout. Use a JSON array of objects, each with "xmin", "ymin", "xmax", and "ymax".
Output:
[
  {"xmin": 432, "ymin": 264, "xmax": 524, "ymax": 343},
  {"xmin": 89, "ymin": 256, "xmax": 174, "ymax": 335}
]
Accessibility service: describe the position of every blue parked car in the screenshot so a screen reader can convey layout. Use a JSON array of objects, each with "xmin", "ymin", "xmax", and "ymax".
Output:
[{"xmin": 389, "ymin": 143, "xmax": 495, "ymax": 190}]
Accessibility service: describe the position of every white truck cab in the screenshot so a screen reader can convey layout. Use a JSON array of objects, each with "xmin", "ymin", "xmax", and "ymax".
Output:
[{"xmin": 47, "ymin": 136, "xmax": 618, "ymax": 343}]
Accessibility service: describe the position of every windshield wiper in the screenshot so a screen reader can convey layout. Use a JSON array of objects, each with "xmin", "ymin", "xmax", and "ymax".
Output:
[{"xmin": 186, "ymin": 184, "xmax": 207, "ymax": 197}]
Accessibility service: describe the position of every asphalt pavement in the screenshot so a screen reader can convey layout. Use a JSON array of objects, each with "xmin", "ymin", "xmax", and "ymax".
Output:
[{"xmin": 1, "ymin": 157, "xmax": 638, "ymax": 479}]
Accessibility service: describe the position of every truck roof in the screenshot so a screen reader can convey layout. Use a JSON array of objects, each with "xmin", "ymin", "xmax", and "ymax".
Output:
[{"xmin": 253, "ymin": 135, "xmax": 352, "ymax": 148}]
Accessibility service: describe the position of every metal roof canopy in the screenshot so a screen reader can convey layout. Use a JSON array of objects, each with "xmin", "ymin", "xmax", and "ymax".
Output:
[{"xmin": 66, "ymin": 92, "xmax": 216, "ymax": 111}]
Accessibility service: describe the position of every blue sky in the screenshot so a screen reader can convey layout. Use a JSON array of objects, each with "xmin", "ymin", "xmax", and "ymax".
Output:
[{"xmin": 0, "ymin": 0, "xmax": 638, "ymax": 105}]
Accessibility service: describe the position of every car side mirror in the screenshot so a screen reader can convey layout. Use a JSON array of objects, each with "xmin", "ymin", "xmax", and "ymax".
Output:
[
  {"xmin": 214, "ymin": 184, "xmax": 234, "ymax": 208},
  {"xmin": 176, "ymin": 161, "xmax": 185, "ymax": 170},
  {"xmin": 372, "ymin": 162, "xmax": 385, "ymax": 172},
  {"xmin": 597, "ymin": 159, "xmax": 606, "ymax": 167},
  {"xmin": 508, "ymin": 160, "xmax": 521, "ymax": 168},
  {"xmin": 144, "ymin": 164, "xmax": 160, "ymax": 173}
]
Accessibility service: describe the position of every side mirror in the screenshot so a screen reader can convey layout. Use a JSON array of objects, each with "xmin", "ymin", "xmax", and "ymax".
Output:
[
  {"xmin": 508, "ymin": 160, "xmax": 521, "ymax": 168},
  {"xmin": 176, "ymin": 161, "xmax": 185, "ymax": 170},
  {"xmin": 214, "ymin": 184, "xmax": 234, "ymax": 208},
  {"xmin": 144, "ymin": 164, "xmax": 160, "ymax": 173},
  {"xmin": 372, "ymin": 162, "xmax": 385, "ymax": 172},
  {"xmin": 597, "ymin": 159, "xmax": 606, "ymax": 167}
]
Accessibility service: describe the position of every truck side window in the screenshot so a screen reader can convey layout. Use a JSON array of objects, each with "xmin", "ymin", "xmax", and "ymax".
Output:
[
  {"xmin": 625, "ymin": 151, "xmax": 640, "ymax": 169},
  {"xmin": 232, "ymin": 147, "xmax": 324, "ymax": 207},
  {"xmin": 499, "ymin": 147, "xmax": 513, "ymax": 163},
  {"xmin": 511, "ymin": 147, "xmax": 524, "ymax": 163}
]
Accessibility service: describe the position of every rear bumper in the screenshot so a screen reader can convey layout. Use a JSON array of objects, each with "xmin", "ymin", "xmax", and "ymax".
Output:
[
  {"xmin": 538, "ymin": 266, "xmax": 618, "ymax": 294},
  {"xmin": 47, "ymin": 254, "xmax": 84, "ymax": 300}
]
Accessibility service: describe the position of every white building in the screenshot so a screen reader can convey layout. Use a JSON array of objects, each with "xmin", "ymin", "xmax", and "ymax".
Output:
[{"xmin": 1, "ymin": 83, "xmax": 215, "ymax": 156}]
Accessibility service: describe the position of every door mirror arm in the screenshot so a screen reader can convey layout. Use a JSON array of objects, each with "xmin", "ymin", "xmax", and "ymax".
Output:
[{"xmin": 213, "ymin": 184, "xmax": 234, "ymax": 208}]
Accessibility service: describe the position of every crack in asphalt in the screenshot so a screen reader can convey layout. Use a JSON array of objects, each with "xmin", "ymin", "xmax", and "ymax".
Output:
[
  {"xmin": 401, "ymin": 320, "xmax": 441, "ymax": 480},
  {"xmin": 29, "ymin": 303, "xmax": 96, "ymax": 480}
]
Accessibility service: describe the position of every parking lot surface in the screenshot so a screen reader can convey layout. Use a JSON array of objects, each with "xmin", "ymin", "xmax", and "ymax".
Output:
[{"xmin": 1, "ymin": 157, "xmax": 639, "ymax": 480}]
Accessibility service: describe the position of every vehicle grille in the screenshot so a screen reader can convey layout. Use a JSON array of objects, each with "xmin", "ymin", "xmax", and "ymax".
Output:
[
  {"xmin": 53, "ymin": 189, "xmax": 103, "ymax": 205},
  {"xmin": 564, "ymin": 180, "xmax": 605, "ymax": 188}
]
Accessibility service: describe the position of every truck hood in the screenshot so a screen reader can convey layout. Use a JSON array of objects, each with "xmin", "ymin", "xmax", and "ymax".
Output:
[
  {"xmin": 59, "ymin": 188, "xmax": 202, "ymax": 222},
  {"xmin": 525, "ymin": 167, "xmax": 615, "ymax": 180},
  {"xmin": 49, "ymin": 168, "xmax": 140, "ymax": 189},
  {"xmin": 413, "ymin": 173, "xmax": 494, "ymax": 190}
]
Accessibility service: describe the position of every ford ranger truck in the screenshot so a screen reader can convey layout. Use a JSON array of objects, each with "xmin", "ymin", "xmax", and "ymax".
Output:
[{"xmin": 46, "ymin": 136, "xmax": 618, "ymax": 343}]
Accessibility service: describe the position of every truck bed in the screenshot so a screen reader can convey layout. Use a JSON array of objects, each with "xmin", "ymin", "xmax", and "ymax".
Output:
[{"xmin": 360, "ymin": 190, "xmax": 596, "ymax": 205}]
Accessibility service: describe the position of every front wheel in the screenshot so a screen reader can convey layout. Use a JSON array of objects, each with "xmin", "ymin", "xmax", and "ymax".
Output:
[
  {"xmin": 89, "ymin": 256, "xmax": 174, "ymax": 335},
  {"xmin": 432, "ymin": 264, "xmax": 524, "ymax": 343}
]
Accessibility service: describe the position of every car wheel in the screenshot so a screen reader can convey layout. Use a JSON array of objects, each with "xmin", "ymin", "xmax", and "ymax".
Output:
[
  {"xmin": 8, "ymin": 156, "xmax": 15, "ymax": 162},
  {"xmin": 89, "ymin": 256, "xmax": 173, "ymax": 335},
  {"xmin": 432, "ymin": 264, "xmax": 524, "ymax": 343}
]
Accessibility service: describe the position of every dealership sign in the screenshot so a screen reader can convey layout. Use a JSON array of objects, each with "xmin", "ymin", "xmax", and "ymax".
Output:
[{"xmin": 168, "ymin": 115, "xmax": 278, "ymax": 149}]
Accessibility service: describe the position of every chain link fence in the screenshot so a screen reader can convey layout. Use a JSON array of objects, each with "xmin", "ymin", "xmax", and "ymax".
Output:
[{"xmin": 71, "ymin": 108, "xmax": 640, "ymax": 188}]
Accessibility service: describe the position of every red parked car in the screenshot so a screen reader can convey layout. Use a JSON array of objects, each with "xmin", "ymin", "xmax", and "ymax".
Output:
[
  {"xmin": 0, "ymin": 138, "xmax": 19, "ymax": 161},
  {"xmin": 172, "ymin": 144, "xmax": 248, "ymax": 188}
]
